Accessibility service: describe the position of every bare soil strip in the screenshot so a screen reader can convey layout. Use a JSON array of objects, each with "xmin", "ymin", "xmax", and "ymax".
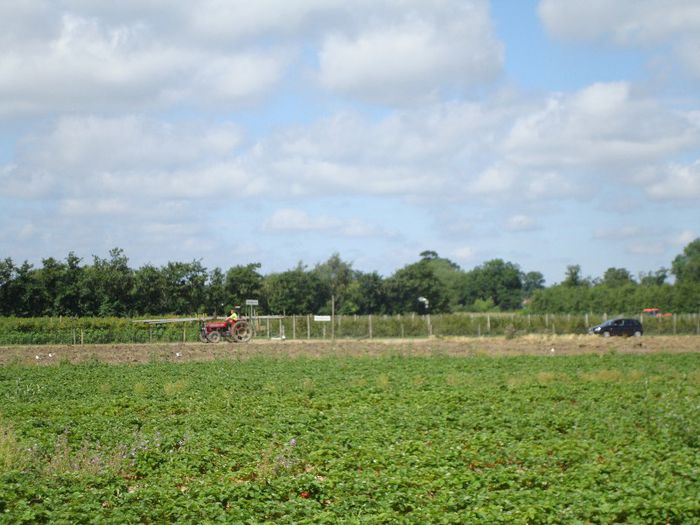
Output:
[{"xmin": 1, "ymin": 335, "xmax": 698, "ymax": 366}]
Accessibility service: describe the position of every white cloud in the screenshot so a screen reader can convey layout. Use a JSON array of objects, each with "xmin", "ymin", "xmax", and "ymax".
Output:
[
  {"xmin": 263, "ymin": 208, "xmax": 327, "ymax": 232},
  {"xmin": 452, "ymin": 246, "xmax": 477, "ymax": 263},
  {"xmin": 644, "ymin": 160, "xmax": 700, "ymax": 200},
  {"xmin": 538, "ymin": 0, "xmax": 700, "ymax": 77},
  {"xmin": 0, "ymin": 2, "xmax": 503, "ymax": 115},
  {"xmin": 188, "ymin": 0, "xmax": 344, "ymax": 43},
  {"xmin": 504, "ymin": 83, "xmax": 696, "ymax": 170},
  {"xmin": 318, "ymin": 1, "xmax": 502, "ymax": 104},
  {"xmin": 539, "ymin": 0, "xmax": 700, "ymax": 45},
  {"xmin": 625, "ymin": 242, "xmax": 666, "ymax": 256},
  {"xmin": 506, "ymin": 214, "xmax": 538, "ymax": 232},
  {"xmin": 593, "ymin": 226, "xmax": 642, "ymax": 240},
  {"xmin": 262, "ymin": 208, "xmax": 389, "ymax": 238},
  {"xmin": 672, "ymin": 229, "xmax": 696, "ymax": 246},
  {"xmin": 0, "ymin": 13, "xmax": 289, "ymax": 116}
]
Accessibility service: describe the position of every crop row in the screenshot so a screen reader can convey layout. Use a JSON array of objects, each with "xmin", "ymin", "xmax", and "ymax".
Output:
[
  {"xmin": 1, "ymin": 313, "xmax": 699, "ymax": 345},
  {"xmin": 1, "ymin": 352, "xmax": 699, "ymax": 523}
]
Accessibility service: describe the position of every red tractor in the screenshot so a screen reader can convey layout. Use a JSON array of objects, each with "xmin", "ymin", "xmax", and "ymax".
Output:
[{"xmin": 199, "ymin": 317, "xmax": 252, "ymax": 343}]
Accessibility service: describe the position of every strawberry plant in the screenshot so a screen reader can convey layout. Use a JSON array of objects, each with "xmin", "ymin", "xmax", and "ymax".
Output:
[{"xmin": 0, "ymin": 351, "xmax": 698, "ymax": 522}]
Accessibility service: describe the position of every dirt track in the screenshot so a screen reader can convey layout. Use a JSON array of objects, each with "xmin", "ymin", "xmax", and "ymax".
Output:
[{"xmin": 1, "ymin": 335, "xmax": 699, "ymax": 366}]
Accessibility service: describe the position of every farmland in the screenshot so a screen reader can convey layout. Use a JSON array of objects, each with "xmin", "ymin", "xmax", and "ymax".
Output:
[{"xmin": 1, "ymin": 339, "xmax": 699, "ymax": 523}]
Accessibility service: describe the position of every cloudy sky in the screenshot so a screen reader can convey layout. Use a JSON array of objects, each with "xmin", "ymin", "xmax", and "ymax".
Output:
[{"xmin": 1, "ymin": 0, "xmax": 699, "ymax": 284}]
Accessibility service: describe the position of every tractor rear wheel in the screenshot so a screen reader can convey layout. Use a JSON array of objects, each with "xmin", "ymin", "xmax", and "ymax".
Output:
[
  {"xmin": 207, "ymin": 330, "xmax": 222, "ymax": 343},
  {"xmin": 232, "ymin": 320, "xmax": 252, "ymax": 343}
]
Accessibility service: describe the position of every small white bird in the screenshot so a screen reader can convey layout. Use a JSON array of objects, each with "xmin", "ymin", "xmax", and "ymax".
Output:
[
  {"xmin": 48, "ymin": 353, "xmax": 54, "ymax": 358},
  {"xmin": 550, "ymin": 348, "xmax": 555, "ymax": 354},
  {"xmin": 175, "ymin": 352, "xmax": 182, "ymax": 358},
  {"xmin": 35, "ymin": 355, "xmax": 40, "ymax": 360}
]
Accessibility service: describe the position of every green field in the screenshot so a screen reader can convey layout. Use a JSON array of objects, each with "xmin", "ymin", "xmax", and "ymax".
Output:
[{"xmin": 1, "ymin": 351, "xmax": 699, "ymax": 523}]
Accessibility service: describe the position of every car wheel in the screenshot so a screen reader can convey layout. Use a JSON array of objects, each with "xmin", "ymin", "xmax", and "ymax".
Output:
[
  {"xmin": 634, "ymin": 331, "xmax": 642, "ymax": 337},
  {"xmin": 602, "ymin": 331, "xmax": 611, "ymax": 337}
]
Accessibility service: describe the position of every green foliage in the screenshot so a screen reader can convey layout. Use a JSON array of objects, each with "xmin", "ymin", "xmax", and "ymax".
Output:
[
  {"xmin": 672, "ymin": 237, "xmax": 700, "ymax": 283},
  {"xmin": 3, "ymin": 240, "xmax": 700, "ymax": 318},
  {"xmin": 3, "ymin": 310, "xmax": 700, "ymax": 345},
  {"xmin": 264, "ymin": 265, "xmax": 327, "ymax": 314},
  {"xmin": 561, "ymin": 264, "xmax": 588, "ymax": 288},
  {"xmin": 460, "ymin": 259, "xmax": 524, "ymax": 311},
  {"xmin": 342, "ymin": 272, "xmax": 386, "ymax": 315},
  {"xmin": 384, "ymin": 259, "xmax": 450, "ymax": 313},
  {"xmin": 602, "ymin": 267, "xmax": 635, "ymax": 287},
  {"xmin": 522, "ymin": 271, "xmax": 545, "ymax": 295},
  {"xmin": 530, "ymin": 282, "xmax": 700, "ymax": 314},
  {"xmin": 0, "ymin": 353, "xmax": 698, "ymax": 522},
  {"xmin": 225, "ymin": 263, "xmax": 264, "ymax": 309}
]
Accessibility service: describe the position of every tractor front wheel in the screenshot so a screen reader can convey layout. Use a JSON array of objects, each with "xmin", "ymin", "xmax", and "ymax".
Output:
[{"xmin": 207, "ymin": 330, "xmax": 222, "ymax": 343}]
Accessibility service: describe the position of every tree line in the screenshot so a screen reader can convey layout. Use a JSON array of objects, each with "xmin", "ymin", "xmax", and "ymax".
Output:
[{"xmin": 1, "ymin": 240, "xmax": 699, "ymax": 317}]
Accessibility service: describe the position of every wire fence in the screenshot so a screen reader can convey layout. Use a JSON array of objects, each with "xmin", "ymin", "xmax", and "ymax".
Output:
[{"xmin": 1, "ymin": 312, "xmax": 699, "ymax": 345}]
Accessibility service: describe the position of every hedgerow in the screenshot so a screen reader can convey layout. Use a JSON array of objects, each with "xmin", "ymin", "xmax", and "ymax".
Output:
[{"xmin": 1, "ymin": 313, "xmax": 699, "ymax": 345}]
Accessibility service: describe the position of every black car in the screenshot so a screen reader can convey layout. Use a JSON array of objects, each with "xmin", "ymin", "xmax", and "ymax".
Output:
[{"xmin": 589, "ymin": 318, "xmax": 643, "ymax": 337}]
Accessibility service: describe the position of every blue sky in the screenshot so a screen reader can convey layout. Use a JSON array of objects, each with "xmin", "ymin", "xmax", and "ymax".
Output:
[{"xmin": 1, "ymin": 0, "xmax": 698, "ymax": 285}]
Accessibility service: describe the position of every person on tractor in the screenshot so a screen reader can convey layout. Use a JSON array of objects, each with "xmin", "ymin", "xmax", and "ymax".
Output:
[{"xmin": 226, "ymin": 308, "xmax": 238, "ymax": 324}]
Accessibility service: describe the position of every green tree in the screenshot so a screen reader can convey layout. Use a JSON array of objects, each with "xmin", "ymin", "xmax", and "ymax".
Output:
[
  {"xmin": 85, "ymin": 248, "xmax": 134, "ymax": 316},
  {"xmin": 312, "ymin": 253, "xmax": 355, "ymax": 313},
  {"xmin": 161, "ymin": 260, "xmax": 208, "ymax": 314},
  {"xmin": 460, "ymin": 259, "xmax": 523, "ymax": 311},
  {"xmin": 562, "ymin": 264, "xmax": 586, "ymax": 287},
  {"xmin": 58, "ymin": 252, "xmax": 84, "ymax": 316},
  {"xmin": 0, "ymin": 258, "xmax": 20, "ymax": 315},
  {"xmin": 420, "ymin": 253, "xmax": 464, "ymax": 310},
  {"xmin": 264, "ymin": 264, "xmax": 327, "ymax": 314},
  {"xmin": 132, "ymin": 264, "xmax": 166, "ymax": 315},
  {"xmin": 522, "ymin": 271, "xmax": 545, "ymax": 296},
  {"xmin": 602, "ymin": 267, "xmax": 635, "ymax": 288},
  {"xmin": 671, "ymin": 238, "xmax": 700, "ymax": 283},
  {"xmin": 639, "ymin": 269, "xmax": 668, "ymax": 287},
  {"xmin": 206, "ymin": 267, "xmax": 227, "ymax": 316},
  {"xmin": 225, "ymin": 263, "xmax": 264, "ymax": 308},
  {"xmin": 343, "ymin": 271, "xmax": 386, "ymax": 314},
  {"xmin": 384, "ymin": 259, "xmax": 450, "ymax": 314}
]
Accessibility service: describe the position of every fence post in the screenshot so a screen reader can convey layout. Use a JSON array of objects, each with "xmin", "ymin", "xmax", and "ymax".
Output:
[
  {"xmin": 487, "ymin": 314, "xmax": 491, "ymax": 334},
  {"xmin": 293, "ymin": 315, "xmax": 296, "ymax": 340},
  {"xmin": 369, "ymin": 315, "xmax": 373, "ymax": 339},
  {"xmin": 80, "ymin": 329, "xmax": 84, "ymax": 345},
  {"xmin": 307, "ymin": 315, "xmax": 311, "ymax": 339},
  {"xmin": 673, "ymin": 314, "xmax": 677, "ymax": 335}
]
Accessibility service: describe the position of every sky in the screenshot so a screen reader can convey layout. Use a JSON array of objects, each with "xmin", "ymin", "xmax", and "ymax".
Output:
[{"xmin": 1, "ymin": 0, "xmax": 699, "ymax": 285}]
